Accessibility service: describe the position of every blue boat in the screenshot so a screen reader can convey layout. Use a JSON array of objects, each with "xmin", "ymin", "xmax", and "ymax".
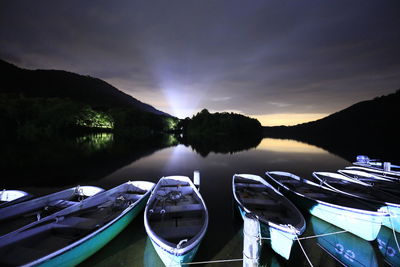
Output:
[
  {"xmin": 265, "ymin": 171, "xmax": 388, "ymax": 241},
  {"xmin": 144, "ymin": 175, "xmax": 208, "ymax": 267},
  {"xmin": 232, "ymin": 174, "xmax": 306, "ymax": 260},
  {"xmin": 376, "ymin": 226, "xmax": 400, "ymax": 267},
  {"xmin": 313, "ymin": 171, "xmax": 400, "ymax": 233},
  {"xmin": 0, "ymin": 189, "xmax": 32, "ymax": 208},
  {"xmin": 310, "ymin": 215, "xmax": 378, "ymax": 267},
  {"xmin": 0, "ymin": 185, "xmax": 104, "ymax": 237},
  {"xmin": 0, "ymin": 181, "xmax": 154, "ymax": 266}
]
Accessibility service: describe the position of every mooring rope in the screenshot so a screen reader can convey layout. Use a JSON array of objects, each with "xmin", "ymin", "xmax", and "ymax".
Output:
[
  {"xmin": 388, "ymin": 211, "xmax": 400, "ymax": 253},
  {"xmin": 169, "ymin": 225, "xmax": 349, "ymax": 266},
  {"xmin": 182, "ymin": 258, "xmax": 243, "ymax": 265},
  {"xmin": 259, "ymin": 229, "xmax": 348, "ymax": 241}
]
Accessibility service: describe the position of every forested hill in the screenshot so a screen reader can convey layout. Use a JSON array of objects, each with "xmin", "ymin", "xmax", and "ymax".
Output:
[
  {"xmin": 264, "ymin": 90, "xmax": 400, "ymax": 139},
  {"xmin": 264, "ymin": 90, "xmax": 400, "ymax": 159},
  {"xmin": 0, "ymin": 59, "xmax": 168, "ymax": 116}
]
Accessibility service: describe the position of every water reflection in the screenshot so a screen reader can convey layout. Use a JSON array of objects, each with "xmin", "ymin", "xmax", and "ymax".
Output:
[
  {"xmin": 6, "ymin": 136, "xmax": 388, "ymax": 266},
  {"xmin": 76, "ymin": 133, "xmax": 114, "ymax": 153},
  {"xmin": 310, "ymin": 216, "xmax": 378, "ymax": 267},
  {"xmin": 257, "ymin": 138, "xmax": 326, "ymax": 154}
]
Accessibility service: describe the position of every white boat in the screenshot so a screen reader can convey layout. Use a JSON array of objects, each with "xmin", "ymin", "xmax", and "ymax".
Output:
[
  {"xmin": 313, "ymin": 171, "xmax": 400, "ymax": 233},
  {"xmin": 0, "ymin": 181, "xmax": 154, "ymax": 266},
  {"xmin": 0, "ymin": 189, "xmax": 32, "ymax": 208},
  {"xmin": 0, "ymin": 186, "xmax": 104, "ymax": 237},
  {"xmin": 265, "ymin": 171, "xmax": 388, "ymax": 241},
  {"xmin": 144, "ymin": 175, "xmax": 208, "ymax": 266},
  {"xmin": 232, "ymin": 174, "xmax": 306, "ymax": 260},
  {"xmin": 348, "ymin": 155, "xmax": 400, "ymax": 181},
  {"xmin": 338, "ymin": 169, "xmax": 400, "ymax": 195}
]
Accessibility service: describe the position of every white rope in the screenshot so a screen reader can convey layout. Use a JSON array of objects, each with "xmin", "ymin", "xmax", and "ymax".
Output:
[
  {"xmin": 294, "ymin": 232, "xmax": 314, "ymax": 267},
  {"xmin": 182, "ymin": 258, "xmax": 243, "ymax": 265},
  {"xmin": 388, "ymin": 211, "xmax": 400, "ymax": 253},
  {"xmin": 259, "ymin": 229, "xmax": 348, "ymax": 241},
  {"xmin": 298, "ymin": 230, "xmax": 347, "ymax": 240}
]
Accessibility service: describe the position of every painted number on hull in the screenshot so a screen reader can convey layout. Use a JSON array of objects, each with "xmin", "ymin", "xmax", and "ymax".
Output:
[
  {"xmin": 378, "ymin": 238, "xmax": 396, "ymax": 257},
  {"xmin": 335, "ymin": 243, "xmax": 355, "ymax": 262}
]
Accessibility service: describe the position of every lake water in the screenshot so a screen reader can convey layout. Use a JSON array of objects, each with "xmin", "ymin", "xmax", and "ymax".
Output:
[{"xmin": 3, "ymin": 136, "xmax": 397, "ymax": 266}]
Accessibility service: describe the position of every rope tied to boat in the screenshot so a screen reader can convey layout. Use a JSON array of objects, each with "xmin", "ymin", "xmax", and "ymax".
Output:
[
  {"xmin": 387, "ymin": 208, "xmax": 400, "ymax": 253},
  {"xmin": 289, "ymin": 225, "xmax": 314, "ymax": 267}
]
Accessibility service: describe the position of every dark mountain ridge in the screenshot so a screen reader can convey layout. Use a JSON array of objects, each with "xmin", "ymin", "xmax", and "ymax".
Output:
[
  {"xmin": 264, "ymin": 90, "xmax": 400, "ymax": 160},
  {"xmin": 0, "ymin": 59, "xmax": 168, "ymax": 116}
]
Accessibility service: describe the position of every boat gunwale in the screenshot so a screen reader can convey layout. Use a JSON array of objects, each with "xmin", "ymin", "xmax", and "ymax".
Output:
[
  {"xmin": 338, "ymin": 169, "xmax": 394, "ymax": 182},
  {"xmin": 22, "ymin": 181, "xmax": 155, "ymax": 267},
  {"xmin": 312, "ymin": 171, "xmax": 400, "ymax": 208}
]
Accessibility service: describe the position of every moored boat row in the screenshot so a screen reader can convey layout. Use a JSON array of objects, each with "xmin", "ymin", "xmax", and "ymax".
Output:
[
  {"xmin": 2, "ymin": 154, "xmax": 400, "ymax": 265},
  {"xmin": 0, "ymin": 174, "xmax": 207, "ymax": 267}
]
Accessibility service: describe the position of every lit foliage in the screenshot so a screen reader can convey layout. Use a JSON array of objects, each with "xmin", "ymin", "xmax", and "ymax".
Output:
[{"xmin": 75, "ymin": 107, "xmax": 114, "ymax": 129}]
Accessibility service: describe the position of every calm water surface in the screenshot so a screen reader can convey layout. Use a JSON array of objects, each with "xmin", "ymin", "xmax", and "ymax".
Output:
[{"xmin": 11, "ymin": 138, "xmax": 397, "ymax": 266}]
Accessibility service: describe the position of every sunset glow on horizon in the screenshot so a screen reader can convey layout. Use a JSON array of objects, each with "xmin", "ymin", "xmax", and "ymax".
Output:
[{"xmin": 252, "ymin": 113, "xmax": 329, "ymax": 126}]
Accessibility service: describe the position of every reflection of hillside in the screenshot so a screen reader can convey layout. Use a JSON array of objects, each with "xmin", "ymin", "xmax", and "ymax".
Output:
[
  {"xmin": 264, "ymin": 91, "xmax": 400, "ymax": 162},
  {"xmin": 263, "ymin": 132, "xmax": 397, "ymax": 163},
  {"xmin": 0, "ymin": 134, "xmax": 177, "ymax": 187},
  {"xmin": 180, "ymin": 134, "xmax": 263, "ymax": 157}
]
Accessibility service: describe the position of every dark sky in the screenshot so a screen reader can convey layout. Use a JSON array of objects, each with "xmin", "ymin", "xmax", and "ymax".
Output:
[{"xmin": 1, "ymin": 1, "xmax": 399, "ymax": 125}]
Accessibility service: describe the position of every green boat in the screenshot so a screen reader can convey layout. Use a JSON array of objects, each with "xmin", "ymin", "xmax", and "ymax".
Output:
[
  {"xmin": 265, "ymin": 171, "xmax": 388, "ymax": 241},
  {"xmin": 232, "ymin": 174, "xmax": 306, "ymax": 260},
  {"xmin": 310, "ymin": 216, "xmax": 378, "ymax": 267},
  {"xmin": 0, "ymin": 181, "xmax": 154, "ymax": 266}
]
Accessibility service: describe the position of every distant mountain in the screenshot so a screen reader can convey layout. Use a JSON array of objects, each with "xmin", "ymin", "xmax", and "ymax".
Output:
[
  {"xmin": 264, "ymin": 90, "xmax": 400, "ymax": 160},
  {"xmin": 0, "ymin": 59, "xmax": 169, "ymax": 116}
]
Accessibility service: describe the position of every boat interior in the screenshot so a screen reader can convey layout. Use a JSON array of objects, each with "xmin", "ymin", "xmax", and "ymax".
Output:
[
  {"xmin": 0, "ymin": 186, "xmax": 147, "ymax": 266},
  {"xmin": 313, "ymin": 173, "xmax": 400, "ymax": 205},
  {"xmin": 234, "ymin": 176, "xmax": 301, "ymax": 227},
  {"xmin": 147, "ymin": 181, "xmax": 206, "ymax": 247},
  {"xmin": 0, "ymin": 194, "xmax": 94, "ymax": 237},
  {"xmin": 268, "ymin": 173, "xmax": 384, "ymax": 212}
]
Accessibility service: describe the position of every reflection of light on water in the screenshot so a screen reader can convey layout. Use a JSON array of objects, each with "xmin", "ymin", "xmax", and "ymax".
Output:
[
  {"xmin": 163, "ymin": 144, "xmax": 194, "ymax": 172},
  {"xmin": 76, "ymin": 133, "xmax": 114, "ymax": 152},
  {"xmin": 256, "ymin": 138, "xmax": 325, "ymax": 154}
]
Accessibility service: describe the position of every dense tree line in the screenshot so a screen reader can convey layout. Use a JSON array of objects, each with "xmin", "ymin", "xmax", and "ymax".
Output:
[
  {"xmin": 0, "ymin": 94, "xmax": 178, "ymax": 140},
  {"xmin": 181, "ymin": 109, "xmax": 262, "ymax": 137},
  {"xmin": 179, "ymin": 109, "xmax": 263, "ymax": 156}
]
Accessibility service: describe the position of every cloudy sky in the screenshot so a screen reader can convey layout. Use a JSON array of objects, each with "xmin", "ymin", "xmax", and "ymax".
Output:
[{"xmin": 1, "ymin": 1, "xmax": 399, "ymax": 125}]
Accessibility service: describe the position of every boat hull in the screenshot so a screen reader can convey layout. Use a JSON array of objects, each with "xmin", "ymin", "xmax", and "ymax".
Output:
[
  {"xmin": 35, "ymin": 194, "xmax": 149, "ymax": 267},
  {"xmin": 237, "ymin": 205, "xmax": 295, "ymax": 260},
  {"xmin": 310, "ymin": 216, "xmax": 378, "ymax": 267},
  {"xmin": 281, "ymin": 188, "xmax": 383, "ymax": 241},
  {"xmin": 149, "ymin": 236, "xmax": 200, "ymax": 267}
]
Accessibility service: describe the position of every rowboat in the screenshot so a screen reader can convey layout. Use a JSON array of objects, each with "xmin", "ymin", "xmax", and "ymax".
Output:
[
  {"xmin": 232, "ymin": 174, "xmax": 306, "ymax": 259},
  {"xmin": 348, "ymin": 155, "xmax": 400, "ymax": 181},
  {"xmin": 338, "ymin": 169, "xmax": 400, "ymax": 195},
  {"xmin": 310, "ymin": 215, "xmax": 378, "ymax": 267},
  {"xmin": 144, "ymin": 176, "xmax": 208, "ymax": 266},
  {"xmin": 0, "ymin": 181, "xmax": 154, "ymax": 266},
  {"xmin": 0, "ymin": 186, "xmax": 104, "ymax": 237},
  {"xmin": 0, "ymin": 189, "xmax": 32, "ymax": 208},
  {"xmin": 265, "ymin": 171, "xmax": 388, "ymax": 241},
  {"xmin": 313, "ymin": 171, "xmax": 400, "ymax": 233}
]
